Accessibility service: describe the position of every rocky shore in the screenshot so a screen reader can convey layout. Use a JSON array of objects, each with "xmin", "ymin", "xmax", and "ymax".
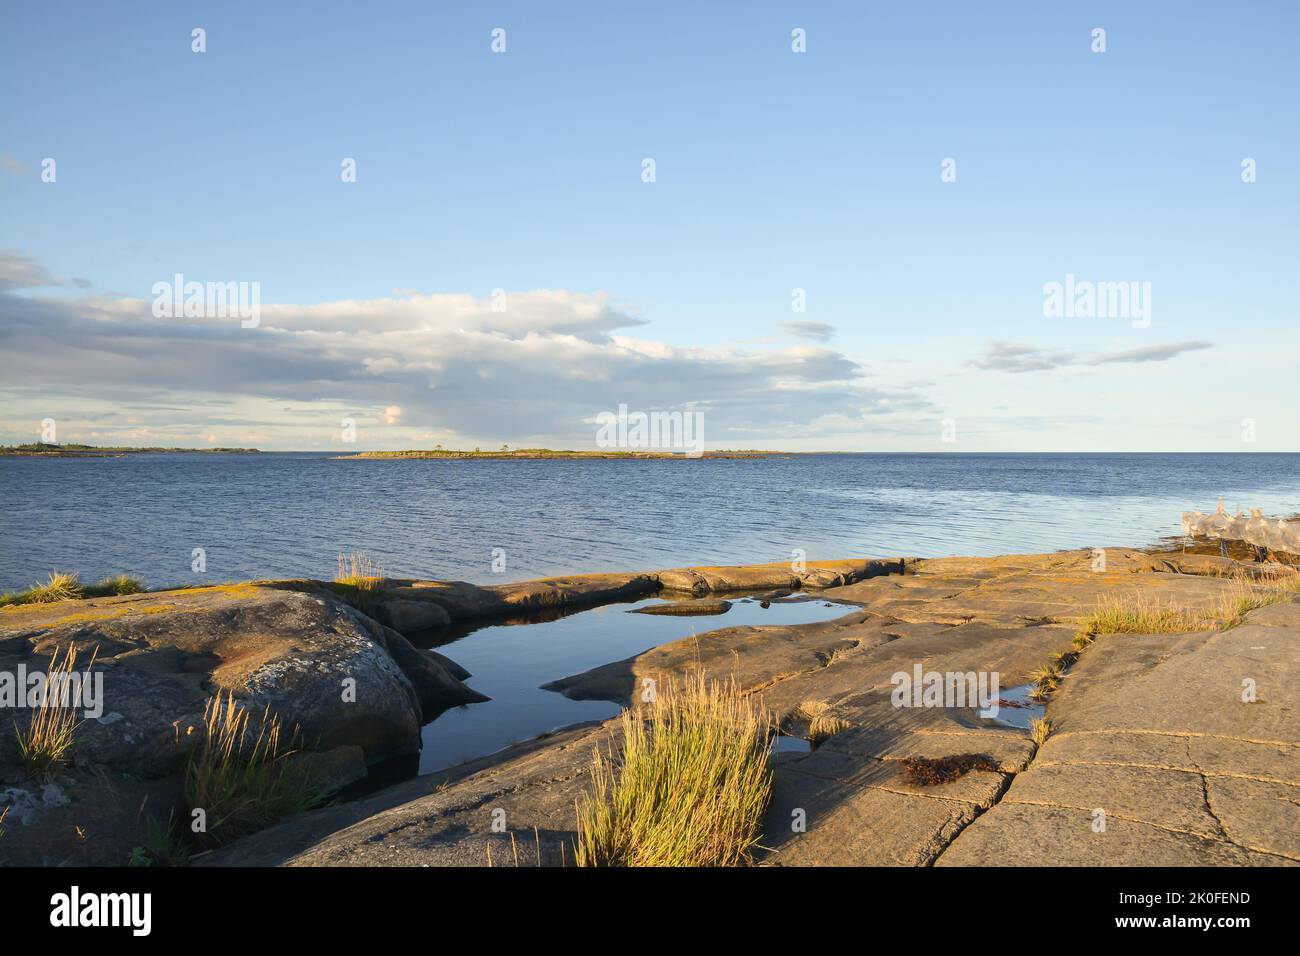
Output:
[{"xmin": 1, "ymin": 550, "xmax": 1296, "ymax": 866}]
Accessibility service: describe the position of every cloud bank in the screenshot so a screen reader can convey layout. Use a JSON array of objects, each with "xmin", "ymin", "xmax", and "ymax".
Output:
[{"xmin": 0, "ymin": 252, "xmax": 922, "ymax": 448}]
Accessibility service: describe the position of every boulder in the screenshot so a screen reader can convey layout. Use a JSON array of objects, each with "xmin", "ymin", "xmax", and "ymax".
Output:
[
  {"xmin": 368, "ymin": 596, "xmax": 451, "ymax": 634},
  {"xmin": 0, "ymin": 583, "xmax": 483, "ymax": 775},
  {"xmin": 355, "ymin": 615, "xmax": 488, "ymax": 721}
]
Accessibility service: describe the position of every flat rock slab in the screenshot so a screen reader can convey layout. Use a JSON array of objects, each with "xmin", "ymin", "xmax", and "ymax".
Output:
[
  {"xmin": 937, "ymin": 598, "xmax": 1300, "ymax": 866},
  {"xmin": 763, "ymin": 764, "xmax": 1007, "ymax": 866},
  {"xmin": 826, "ymin": 550, "xmax": 1245, "ymax": 626},
  {"xmin": 199, "ymin": 722, "xmax": 608, "ymax": 867}
]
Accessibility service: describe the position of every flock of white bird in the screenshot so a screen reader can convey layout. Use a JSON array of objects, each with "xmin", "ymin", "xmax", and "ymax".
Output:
[{"xmin": 1181, "ymin": 499, "xmax": 1300, "ymax": 553}]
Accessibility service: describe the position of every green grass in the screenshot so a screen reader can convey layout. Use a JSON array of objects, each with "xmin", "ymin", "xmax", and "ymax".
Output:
[
  {"xmin": 13, "ymin": 644, "xmax": 93, "ymax": 776},
  {"xmin": 83, "ymin": 574, "xmax": 145, "ymax": 598},
  {"xmin": 184, "ymin": 691, "xmax": 323, "ymax": 847},
  {"xmin": 1, "ymin": 571, "xmax": 145, "ymax": 607},
  {"xmin": 574, "ymin": 672, "xmax": 774, "ymax": 867},
  {"xmin": 127, "ymin": 813, "xmax": 192, "ymax": 867}
]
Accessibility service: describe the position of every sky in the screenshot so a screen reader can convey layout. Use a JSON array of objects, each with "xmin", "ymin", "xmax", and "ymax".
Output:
[{"xmin": 1, "ymin": 1, "xmax": 1297, "ymax": 452}]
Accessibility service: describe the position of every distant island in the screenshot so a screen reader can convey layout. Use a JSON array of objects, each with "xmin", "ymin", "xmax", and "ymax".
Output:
[
  {"xmin": 336, "ymin": 447, "xmax": 789, "ymax": 460},
  {"xmin": 0, "ymin": 443, "xmax": 261, "ymax": 457}
]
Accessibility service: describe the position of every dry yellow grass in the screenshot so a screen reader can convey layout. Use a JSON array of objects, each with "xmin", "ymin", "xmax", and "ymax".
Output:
[
  {"xmin": 335, "ymin": 551, "xmax": 384, "ymax": 591},
  {"xmin": 1212, "ymin": 577, "xmax": 1298, "ymax": 628},
  {"xmin": 808, "ymin": 713, "xmax": 851, "ymax": 746},
  {"xmin": 1, "ymin": 570, "xmax": 145, "ymax": 607},
  {"xmin": 574, "ymin": 672, "xmax": 774, "ymax": 867},
  {"xmin": 1028, "ymin": 662, "xmax": 1061, "ymax": 698},
  {"xmin": 1079, "ymin": 578, "xmax": 1298, "ymax": 641},
  {"xmin": 1, "ymin": 570, "xmax": 84, "ymax": 606},
  {"xmin": 1081, "ymin": 594, "xmax": 1206, "ymax": 636},
  {"xmin": 13, "ymin": 643, "xmax": 94, "ymax": 775}
]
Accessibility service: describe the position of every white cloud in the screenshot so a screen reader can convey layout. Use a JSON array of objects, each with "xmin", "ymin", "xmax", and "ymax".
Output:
[
  {"xmin": 0, "ymin": 251, "xmax": 926, "ymax": 449},
  {"xmin": 970, "ymin": 339, "xmax": 1213, "ymax": 372},
  {"xmin": 779, "ymin": 320, "xmax": 836, "ymax": 342}
]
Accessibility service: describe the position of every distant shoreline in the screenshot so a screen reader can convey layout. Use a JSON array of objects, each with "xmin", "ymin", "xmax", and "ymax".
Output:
[
  {"xmin": 335, "ymin": 448, "xmax": 790, "ymax": 460},
  {"xmin": 0, "ymin": 443, "xmax": 260, "ymax": 458}
]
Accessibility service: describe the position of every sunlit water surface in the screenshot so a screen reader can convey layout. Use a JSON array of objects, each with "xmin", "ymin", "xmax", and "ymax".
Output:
[{"xmin": 4, "ymin": 452, "xmax": 1295, "ymax": 591}]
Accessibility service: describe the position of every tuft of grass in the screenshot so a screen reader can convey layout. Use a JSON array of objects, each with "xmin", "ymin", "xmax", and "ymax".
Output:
[
  {"xmin": 184, "ymin": 691, "xmax": 323, "ymax": 847},
  {"xmin": 13, "ymin": 643, "xmax": 94, "ymax": 776},
  {"xmin": 1211, "ymin": 578, "xmax": 1298, "ymax": 628},
  {"xmin": 83, "ymin": 574, "xmax": 145, "ymax": 598},
  {"xmin": 1028, "ymin": 662, "xmax": 1061, "ymax": 698},
  {"xmin": 0, "ymin": 570, "xmax": 145, "ymax": 607},
  {"xmin": 807, "ymin": 713, "xmax": 851, "ymax": 747},
  {"xmin": 574, "ymin": 672, "xmax": 774, "ymax": 867},
  {"xmin": 128, "ymin": 813, "xmax": 191, "ymax": 867},
  {"xmin": 1030, "ymin": 717, "xmax": 1051, "ymax": 748},
  {"xmin": 0, "ymin": 805, "xmax": 8, "ymax": 839},
  {"xmin": 20, "ymin": 571, "xmax": 85, "ymax": 605},
  {"xmin": 335, "ymin": 551, "xmax": 384, "ymax": 591}
]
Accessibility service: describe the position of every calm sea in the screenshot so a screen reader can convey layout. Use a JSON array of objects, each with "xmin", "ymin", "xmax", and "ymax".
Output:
[{"xmin": 2, "ymin": 452, "xmax": 1297, "ymax": 592}]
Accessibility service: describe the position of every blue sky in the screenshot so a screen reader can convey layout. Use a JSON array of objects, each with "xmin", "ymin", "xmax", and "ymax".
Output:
[{"xmin": 2, "ymin": 1, "xmax": 1297, "ymax": 451}]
